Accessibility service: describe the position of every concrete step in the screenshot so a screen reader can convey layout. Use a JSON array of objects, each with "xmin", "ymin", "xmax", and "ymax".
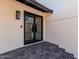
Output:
[{"xmin": 60, "ymin": 52, "xmax": 74, "ymax": 59}]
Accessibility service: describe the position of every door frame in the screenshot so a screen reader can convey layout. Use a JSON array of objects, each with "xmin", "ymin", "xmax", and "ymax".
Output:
[{"xmin": 24, "ymin": 11, "xmax": 43, "ymax": 45}]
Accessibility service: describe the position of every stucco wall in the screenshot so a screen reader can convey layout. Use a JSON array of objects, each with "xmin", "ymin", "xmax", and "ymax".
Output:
[
  {"xmin": 0, "ymin": 0, "xmax": 46, "ymax": 54},
  {"xmin": 38, "ymin": 0, "xmax": 78, "ymax": 58}
]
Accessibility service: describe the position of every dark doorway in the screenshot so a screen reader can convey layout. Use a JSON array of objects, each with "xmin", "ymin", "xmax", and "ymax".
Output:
[{"xmin": 24, "ymin": 11, "xmax": 43, "ymax": 45}]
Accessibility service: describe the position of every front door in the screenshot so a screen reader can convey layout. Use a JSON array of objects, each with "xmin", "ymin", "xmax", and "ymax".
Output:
[{"xmin": 24, "ymin": 11, "xmax": 43, "ymax": 45}]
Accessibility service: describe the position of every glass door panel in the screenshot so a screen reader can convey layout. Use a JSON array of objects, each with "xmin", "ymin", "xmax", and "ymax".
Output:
[
  {"xmin": 25, "ymin": 24, "xmax": 32, "ymax": 32},
  {"xmin": 37, "ymin": 25, "xmax": 41, "ymax": 32},
  {"xmin": 35, "ymin": 16, "xmax": 42, "ymax": 40},
  {"xmin": 24, "ymin": 15, "xmax": 34, "ymax": 42},
  {"xmin": 36, "ymin": 33, "xmax": 41, "ymax": 40},
  {"xmin": 25, "ymin": 16, "xmax": 33, "ymax": 24},
  {"xmin": 35, "ymin": 16, "xmax": 41, "ymax": 24},
  {"xmin": 25, "ymin": 32, "xmax": 33, "ymax": 40}
]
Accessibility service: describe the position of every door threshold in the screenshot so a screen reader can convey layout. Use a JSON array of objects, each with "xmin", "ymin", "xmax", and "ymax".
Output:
[{"xmin": 24, "ymin": 41, "xmax": 44, "ymax": 47}]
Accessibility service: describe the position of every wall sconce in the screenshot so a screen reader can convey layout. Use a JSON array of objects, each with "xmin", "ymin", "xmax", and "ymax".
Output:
[{"xmin": 16, "ymin": 10, "xmax": 20, "ymax": 20}]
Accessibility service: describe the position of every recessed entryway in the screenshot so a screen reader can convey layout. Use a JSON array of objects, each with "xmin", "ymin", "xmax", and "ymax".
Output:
[{"xmin": 24, "ymin": 11, "xmax": 43, "ymax": 45}]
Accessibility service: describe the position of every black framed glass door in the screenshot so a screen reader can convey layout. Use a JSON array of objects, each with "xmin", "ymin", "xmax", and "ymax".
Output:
[{"xmin": 24, "ymin": 11, "xmax": 43, "ymax": 45}]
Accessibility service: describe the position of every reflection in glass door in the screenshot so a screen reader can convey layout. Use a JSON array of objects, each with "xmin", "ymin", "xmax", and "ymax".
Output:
[{"xmin": 24, "ymin": 11, "xmax": 43, "ymax": 45}]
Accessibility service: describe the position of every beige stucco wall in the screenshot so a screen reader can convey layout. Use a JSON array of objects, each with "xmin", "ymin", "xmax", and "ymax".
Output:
[
  {"xmin": 0, "ymin": 0, "xmax": 46, "ymax": 54},
  {"xmin": 38, "ymin": 0, "xmax": 78, "ymax": 58}
]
